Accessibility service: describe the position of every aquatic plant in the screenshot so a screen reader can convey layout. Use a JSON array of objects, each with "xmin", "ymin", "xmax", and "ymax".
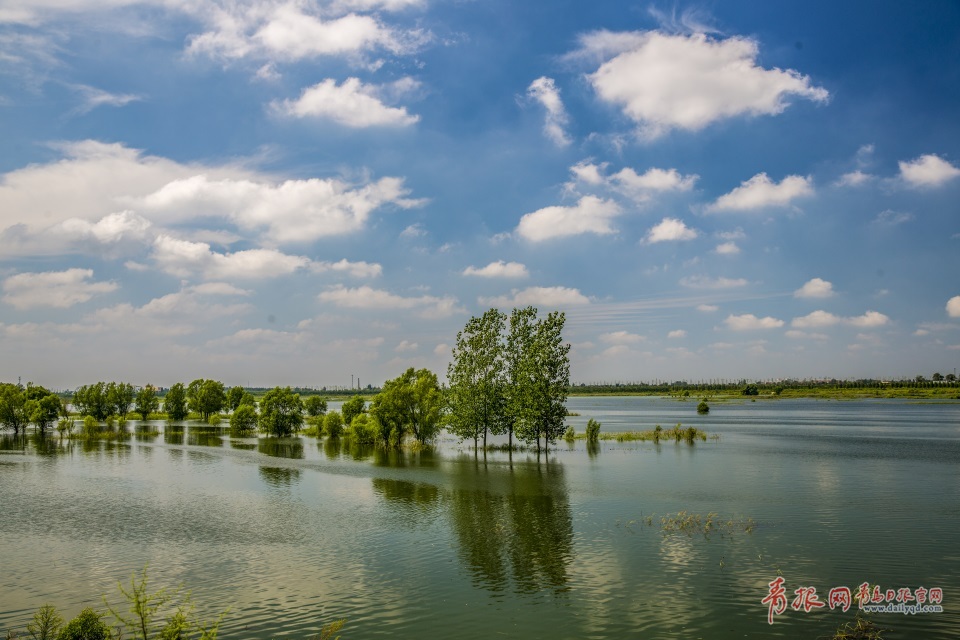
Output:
[
  {"xmin": 563, "ymin": 425, "xmax": 575, "ymax": 442},
  {"xmin": 658, "ymin": 511, "xmax": 756, "ymax": 537},
  {"xmin": 830, "ymin": 614, "xmax": 888, "ymax": 639},
  {"xmin": 585, "ymin": 419, "xmax": 601, "ymax": 443},
  {"xmin": 697, "ymin": 400, "xmax": 709, "ymax": 414}
]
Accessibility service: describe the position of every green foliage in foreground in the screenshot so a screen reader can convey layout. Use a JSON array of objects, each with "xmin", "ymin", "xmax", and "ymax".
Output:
[{"xmin": 4, "ymin": 568, "xmax": 347, "ymax": 640}]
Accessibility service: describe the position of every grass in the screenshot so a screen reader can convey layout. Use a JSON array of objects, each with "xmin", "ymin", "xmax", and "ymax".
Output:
[
  {"xmin": 573, "ymin": 423, "xmax": 709, "ymax": 443},
  {"xmin": 826, "ymin": 615, "xmax": 888, "ymax": 639},
  {"xmin": 658, "ymin": 511, "xmax": 756, "ymax": 537}
]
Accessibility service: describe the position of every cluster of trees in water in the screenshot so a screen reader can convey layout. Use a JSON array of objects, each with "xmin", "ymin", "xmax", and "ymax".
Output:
[{"xmin": 0, "ymin": 307, "xmax": 572, "ymax": 451}]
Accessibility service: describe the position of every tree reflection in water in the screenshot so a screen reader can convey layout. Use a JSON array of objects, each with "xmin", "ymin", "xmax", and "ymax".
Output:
[
  {"xmin": 259, "ymin": 466, "xmax": 301, "ymax": 487},
  {"xmin": 372, "ymin": 449, "xmax": 573, "ymax": 595},
  {"xmin": 258, "ymin": 437, "xmax": 304, "ymax": 459}
]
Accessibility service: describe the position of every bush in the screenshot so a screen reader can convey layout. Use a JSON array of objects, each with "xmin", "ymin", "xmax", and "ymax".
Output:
[
  {"xmin": 304, "ymin": 396, "xmax": 327, "ymax": 417},
  {"xmin": 229, "ymin": 405, "xmax": 257, "ymax": 436},
  {"xmin": 585, "ymin": 419, "xmax": 601, "ymax": 443},
  {"xmin": 564, "ymin": 425, "xmax": 575, "ymax": 441},
  {"xmin": 697, "ymin": 401, "xmax": 709, "ymax": 414},
  {"xmin": 323, "ymin": 411, "xmax": 344, "ymax": 438},
  {"xmin": 206, "ymin": 414, "xmax": 221, "ymax": 426},
  {"xmin": 349, "ymin": 414, "xmax": 376, "ymax": 444},
  {"xmin": 57, "ymin": 608, "xmax": 110, "ymax": 640},
  {"xmin": 27, "ymin": 605, "xmax": 62, "ymax": 640},
  {"xmin": 741, "ymin": 384, "xmax": 759, "ymax": 396},
  {"xmin": 56, "ymin": 418, "xmax": 73, "ymax": 437},
  {"xmin": 82, "ymin": 416, "xmax": 100, "ymax": 437}
]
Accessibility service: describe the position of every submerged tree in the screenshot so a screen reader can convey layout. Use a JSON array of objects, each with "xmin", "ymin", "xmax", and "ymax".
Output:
[
  {"xmin": 73, "ymin": 382, "xmax": 111, "ymax": 421},
  {"xmin": 134, "ymin": 385, "xmax": 160, "ymax": 420},
  {"xmin": 304, "ymin": 395, "xmax": 328, "ymax": 417},
  {"xmin": 341, "ymin": 395, "xmax": 366, "ymax": 426},
  {"xmin": 186, "ymin": 379, "xmax": 226, "ymax": 421},
  {"xmin": 259, "ymin": 386, "xmax": 304, "ymax": 437},
  {"xmin": 370, "ymin": 368, "xmax": 443, "ymax": 446},
  {"xmin": 163, "ymin": 383, "xmax": 188, "ymax": 421},
  {"xmin": 107, "ymin": 382, "xmax": 135, "ymax": 418},
  {"xmin": 446, "ymin": 309, "xmax": 508, "ymax": 449},
  {"xmin": 0, "ymin": 383, "xmax": 29, "ymax": 435}
]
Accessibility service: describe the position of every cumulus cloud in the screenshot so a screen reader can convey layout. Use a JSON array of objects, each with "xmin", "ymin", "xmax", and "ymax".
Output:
[
  {"xmin": 2, "ymin": 268, "xmax": 117, "ymax": 310},
  {"xmin": 479, "ymin": 286, "xmax": 590, "ymax": 308},
  {"xmin": 599, "ymin": 330, "xmax": 645, "ymax": 344},
  {"xmin": 311, "ymin": 258, "xmax": 382, "ymax": 278},
  {"xmin": 152, "ymin": 235, "xmax": 311, "ymax": 280},
  {"xmin": 566, "ymin": 161, "xmax": 697, "ymax": 201},
  {"xmin": 69, "ymin": 84, "xmax": 142, "ymax": 115},
  {"xmin": 835, "ymin": 170, "xmax": 873, "ymax": 187},
  {"xmin": 707, "ymin": 173, "xmax": 813, "ymax": 212},
  {"xmin": 725, "ymin": 313, "xmax": 784, "ymax": 331},
  {"xmin": 516, "ymin": 195, "xmax": 621, "ymax": 241},
  {"xmin": 0, "ymin": 210, "xmax": 153, "ymax": 258},
  {"xmin": 644, "ymin": 217, "xmax": 698, "ymax": 243},
  {"xmin": 667, "ymin": 329, "xmax": 686, "ymax": 339},
  {"xmin": 394, "ymin": 339, "xmax": 418, "ymax": 352},
  {"xmin": 680, "ymin": 275, "xmax": 748, "ymax": 289},
  {"xmin": 462, "ymin": 261, "xmax": 529, "ymax": 278},
  {"xmin": 791, "ymin": 310, "xmax": 890, "ymax": 328},
  {"xmin": 0, "ymin": 141, "xmax": 422, "ymax": 247},
  {"xmin": 696, "ymin": 304, "xmax": 719, "ymax": 312},
  {"xmin": 794, "ymin": 277, "xmax": 835, "ymax": 299},
  {"xmin": 899, "ymin": 154, "xmax": 960, "ymax": 188},
  {"xmin": 577, "ymin": 30, "xmax": 828, "ymax": 138},
  {"xmin": 946, "ymin": 296, "xmax": 960, "ymax": 318},
  {"xmin": 318, "ymin": 285, "xmax": 462, "ymax": 318},
  {"xmin": 715, "ymin": 241, "xmax": 740, "ymax": 255},
  {"xmin": 273, "ymin": 77, "xmax": 419, "ymax": 127},
  {"xmin": 527, "ymin": 76, "xmax": 571, "ymax": 147}
]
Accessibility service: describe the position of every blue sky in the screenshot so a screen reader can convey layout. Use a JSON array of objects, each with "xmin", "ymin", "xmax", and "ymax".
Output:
[{"xmin": 1, "ymin": 0, "xmax": 959, "ymax": 388}]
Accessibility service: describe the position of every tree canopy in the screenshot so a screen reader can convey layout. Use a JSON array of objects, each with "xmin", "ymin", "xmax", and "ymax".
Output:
[
  {"xmin": 163, "ymin": 383, "xmax": 189, "ymax": 421},
  {"xmin": 259, "ymin": 386, "xmax": 304, "ymax": 437},
  {"xmin": 186, "ymin": 379, "xmax": 226, "ymax": 421}
]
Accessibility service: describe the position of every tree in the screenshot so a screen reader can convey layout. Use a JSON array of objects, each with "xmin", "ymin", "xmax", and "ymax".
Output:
[
  {"xmin": 516, "ymin": 310, "xmax": 570, "ymax": 450},
  {"xmin": 341, "ymin": 395, "xmax": 366, "ymax": 426},
  {"xmin": 741, "ymin": 384, "xmax": 760, "ymax": 396},
  {"xmin": 163, "ymin": 383, "xmax": 188, "ymax": 421},
  {"xmin": 947, "ymin": 373, "xmax": 957, "ymax": 382},
  {"xmin": 186, "ymin": 379, "xmax": 226, "ymax": 421},
  {"xmin": 227, "ymin": 385, "xmax": 246, "ymax": 411},
  {"xmin": 446, "ymin": 309, "xmax": 508, "ymax": 449},
  {"xmin": 28, "ymin": 394, "xmax": 61, "ymax": 436},
  {"xmin": 304, "ymin": 396, "xmax": 328, "ymax": 417},
  {"xmin": 134, "ymin": 385, "xmax": 160, "ymax": 420},
  {"xmin": 932, "ymin": 372, "xmax": 944, "ymax": 382},
  {"xmin": 369, "ymin": 368, "xmax": 444, "ymax": 446},
  {"xmin": 0, "ymin": 383, "xmax": 29, "ymax": 435},
  {"xmin": 259, "ymin": 386, "xmax": 304, "ymax": 437},
  {"xmin": 323, "ymin": 411, "xmax": 344, "ymax": 438},
  {"xmin": 107, "ymin": 382, "xmax": 135, "ymax": 417},
  {"xmin": 73, "ymin": 382, "xmax": 111, "ymax": 421},
  {"xmin": 229, "ymin": 404, "xmax": 258, "ymax": 436}
]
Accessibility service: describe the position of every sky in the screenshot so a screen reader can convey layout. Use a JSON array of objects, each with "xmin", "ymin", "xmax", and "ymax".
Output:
[{"xmin": 1, "ymin": 1, "xmax": 959, "ymax": 389}]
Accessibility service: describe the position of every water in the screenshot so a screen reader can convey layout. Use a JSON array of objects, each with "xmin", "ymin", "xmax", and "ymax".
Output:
[{"xmin": 1, "ymin": 397, "xmax": 958, "ymax": 639}]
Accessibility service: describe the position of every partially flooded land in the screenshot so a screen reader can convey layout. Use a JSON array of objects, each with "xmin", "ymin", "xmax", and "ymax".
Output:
[{"xmin": 1, "ymin": 396, "xmax": 958, "ymax": 639}]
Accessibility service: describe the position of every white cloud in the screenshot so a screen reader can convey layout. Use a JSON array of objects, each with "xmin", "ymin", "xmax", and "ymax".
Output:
[
  {"xmin": 462, "ymin": 261, "xmax": 529, "ymax": 278},
  {"xmin": 400, "ymin": 223, "xmax": 426, "ymax": 239},
  {"xmin": 2, "ymin": 268, "xmax": 117, "ymax": 310},
  {"xmin": 273, "ymin": 77, "xmax": 419, "ymax": 127},
  {"xmin": 785, "ymin": 330, "xmax": 828, "ymax": 340},
  {"xmin": 599, "ymin": 330, "xmax": 645, "ymax": 345},
  {"xmin": 791, "ymin": 310, "xmax": 890, "ymax": 329},
  {"xmin": 394, "ymin": 340, "xmax": 418, "ymax": 352},
  {"xmin": 580, "ymin": 30, "xmax": 828, "ymax": 138},
  {"xmin": 899, "ymin": 154, "xmax": 960, "ymax": 188},
  {"xmin": 707, "ymin": 173, "xmax": 813, "ymax": 212},
  {"xmin": 569, "ymin": 161, "xmax": 608, "ymax": 186},
  {"xmin": 872, "ymin": 210, "xmax": 914, "ymax": 227},
  {"xmin": 794, "ymin": 277, "xmax": 835, "ymax": 299},
  {"xmin": 679, "ymin": 275, "xmax": 748, "ymax": 289},
  {"xmin": 0, "ymin": 210, "xmax": 153, "ymax": 258},
  {"xmin": 516, "ymin": 195, "xmax": 621, "ymax": 241},
  {"xmin": 835, "ymin": 170, "xmax": 873, "ymax": 187},
  {"xmin": 527, "ymin": 76, "xmax": 571, "ymax": 147},
  {"xmin": 715, "ymin": 241, "xmax": 740, "ymax": 255},
  {"xmin": 433, "ymin": 343, "xmax": 449, "ymax": 355},
  {"xmin": 696, "ymin": 304, "xmax": 719, "ymax": 312},
  {"xmin": 0, "ymin": 141, "xmax": 422, "ymax": 247},
  {"xmin": 644, "ymin": 217, "xmax": 698, "ymax": 243},
  {"xmin": 311, "ymin": 259, "xmax": 382, "ymax": 278},
  {"xmin": 948, "ymin": 296, "xmax": 960, "ymax": 318},
  {"xmin": 725, "ymin": 313, "xmax": 784, "ymax": 331},
  {"xmin": 318, "ymin": 285, "xmax": 462, "ymax": 318},
  {"xmin": 612, "ymin": 166, "xmax": 698, "ymax": 193},
  {"xmin": 480, "ymin": 286, "xmax": 590, "ymax": 308},
  {"xmin": 667, "ymin": 329, "xmax": 686, "ymax": 339},
  {"xmin": 70, "ymin": 84, "xmax": 142, "ymax": 115},
  {"xmin": 152, "ymin": 235, "xmax": 311, "ymax": 280}
]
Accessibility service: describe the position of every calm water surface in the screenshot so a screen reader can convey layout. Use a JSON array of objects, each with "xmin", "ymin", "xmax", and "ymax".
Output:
[{"xmin": 1, "ymin": 397, "xmax": 958, "ymax": 639}]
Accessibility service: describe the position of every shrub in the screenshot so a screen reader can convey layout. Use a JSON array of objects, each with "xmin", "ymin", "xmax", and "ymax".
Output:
[
  {"xmin": 324, "ymin": 411, "xmax": 343, "ymax": 438},
  {"xmin": 564, "ymin": 425, "xmax": 575, "ymax": 441},
  {"xmin": 207, "ymin": 414, "xmax": 221, "ymax": 426},
  {"xmin": 57, "ymin": 608, "xmax": 110, "ymax": 640},
  {"xmin": 56, "ymin": 418, "xmax": 73, "ymax": 437},
  {"xmin": 585, "ymin": 419, "xmax": 601, "ymax": 443},
  {"xmin": 350, "ymin": 414, "xmax": 376, "ymax": 444},
  {"xmin": 82, "ymin": 416, "xmax": 100, "ymax": 437},
  {"xmin": 304, "ymin": 396, "xmax": 327, "ymax": 417},
  {"xmin": 27, "ymin": 605, "xmax": 62, "ymax": 640},
  {"xmin": 697, "ymin": 401, "xmax": 709, "ymax": 414},
  {"xmin": 229, "ymin": 405, "xmax": 257, "ymax": 436}
]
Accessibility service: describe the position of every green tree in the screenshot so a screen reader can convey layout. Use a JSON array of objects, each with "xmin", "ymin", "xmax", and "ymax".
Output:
[
  {"xmin": 134, "ymin": 385, "xmax": 160, "ymax": 420},
  {"xmin": 323, "ymin": 411, "xmax": 344, "ymax": 438},
  {"xmin": 28, "ymin": 394, "xmax": 61, "ymax": 436},
  {"xmin": 349, "ymin": 413, "xmax": 377, "ymax": 444},
  {"xmin": 0, "ymin": 383, "xmax": 29, "ymax": 435},
  {"xmin": 947, "ymin": 373, "xmax": 957, "ymax": 382},
  {"xmin": 369, "ymin": 368, "xmax": 443, "ymax": 446},
  {"xmin": 73, "ymin": 382, "xmax": 111, "ymax": 421},
  {"xmin": 446, "ymin": 309, "xmax": 508, "ymax": 449},
  {"xmin": 304, "ymin": 395, "xmax": 328, "ymax": 417},
  {"xmin": 341, "ymin": 395, "xmax": 366, "ymax": 426},
  {"xmin": 186, "ymin": 379, "xmax": 226, "ymax": 421},
  {"xmin": 227, "ymin": 385, "xmax": 246, "ymax": 411},
  {"xmin": 508, "ymin": 308, "xmax": 571, "ymax": 451},
  {"xmin": 163, "ymin": 383, "xmax": 188, "ymax": 421},
  {"xmin": 107, "ymin": 382, "xmax": 135, "ymax": 417},
  {"xmin": 57, "ymin": 608, "xmax": 110, "ymax": 640},
  {"xmin": 229, "ymin": 404, "xmax": 258, "ymax": 436},
  {"xmin": 27, "ymin": 604, "xmax": 63, "ymax": 640},
  {"xmin": 932, "ymin": 372, "xmax": 944, "ymax": 382},
  {"xmin": 259, "ymin": 386, "xmax": 304, "ymax": 437},
  {"xmin": 741, "ymin": 384, "xmax": 759, "ymax": 396}
]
